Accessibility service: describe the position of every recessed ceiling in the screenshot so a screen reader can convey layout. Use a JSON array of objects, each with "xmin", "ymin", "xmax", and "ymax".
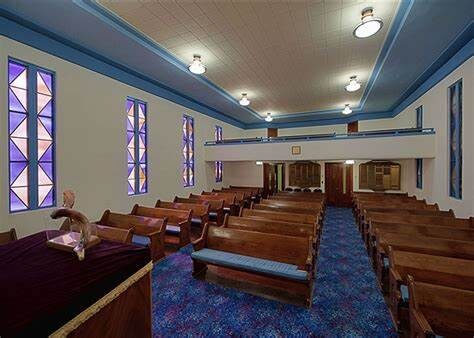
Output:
[{"xmin": 98, "ymin": 0, "xmax": 400, "ymax": 118}]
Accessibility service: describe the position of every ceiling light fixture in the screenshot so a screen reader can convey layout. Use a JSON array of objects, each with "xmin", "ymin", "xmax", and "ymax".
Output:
[
  {"xmin": 239, "ymin": 93, "xmax": 250, "ymax": 106},
  {"xmin": 188, "ymin": 54, "xmax": 206, "ymax": 74},
  {"xmin": 345, "ymin": 159, "xmax": 355, "ymax": 165},
  {"xmin": 256, "ymin": 161, "xmax": 263, "ymax": 165},
  {"xmin": 345, "ymin": 76, "xmax": 361, "ymax": 92},
  {"xmin": 353, "ymin": 7, "xmax": 383, "ymax": 39},
  {"xmin": 265, "ymin": 112, "xmax": 273, "ymax": 122},
  {"xmin": 342, "ymin": 104, "xmax": 352, "ymax": 115}
]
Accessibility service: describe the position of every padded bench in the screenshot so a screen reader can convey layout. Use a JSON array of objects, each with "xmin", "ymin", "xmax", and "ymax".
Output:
[
  {"xmin": 191, "ymin": 248, "xmax": 309, "ymax": 281},
  {"xmin": 192, "ymin": 224, "xmax": 315, "ymax": 307}
]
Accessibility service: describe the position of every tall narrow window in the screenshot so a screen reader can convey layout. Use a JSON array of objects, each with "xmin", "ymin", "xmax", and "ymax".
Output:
[
  {"xmin": 215, "ymin": 125, "xmax": 223, "ymax": 182},
  {"xmin": 448, "ymin": 80, "xmax": 462, "ymax": 199},
  {"xmin": 8, "ymin": 59, "xmax": 56, "ymax": 212},
  {"xmin": 416, "ymin": 105, "xmax": 423, "ymax": 128},
  {"xmin": 182, "ymin": 115, "xmax": 194, "ymax": 187},
  {"xmin": 416, "ymin": 159, "xmax": 423, "ymax": 189},
  {"xmin": 126, "ymin": 98, "xmax": 147, "ymax": 195}
]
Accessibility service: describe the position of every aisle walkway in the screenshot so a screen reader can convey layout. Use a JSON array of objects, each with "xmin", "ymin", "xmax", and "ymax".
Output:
[{"xmin": 151, "ymin": 207, "xmax": 396, "ymax": 336}]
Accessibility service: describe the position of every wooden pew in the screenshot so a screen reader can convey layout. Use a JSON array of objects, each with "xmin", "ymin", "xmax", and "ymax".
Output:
[
  {"xmin": 240, "ymin": 208, "xmax": 319, "ymax": 227},
  {"xmin": 0, "ymin": 228, "xmax": 17, "ymax": 245},
  {"xmin": 197, "ymin": 192, "xmax": 239, "ymax": 215},
  {"xmin": 224, "ymin": 215, "xmax": 318, "ymax": 251},
  {"xmin": 175, "ymin": 196, "xmax": 224, "ymax": 225},
  {"xmin": 191, "ymin": 224, "xmax": 314, "ymax": 307},
  {"xmin": 229, "ymin": 185, "xmax": 263, "ymax": 200},
  {"xmin": 387, "ymin": 249, "xmax": 474, "ymax": 331},
  {"xmin": 209, "ymin": 190, "xmax": 246, "ymax": 211},
  {"xmin": 131, "ymin": 205, "xmax": 192, "ymax": 247},
  {"xmin": 407, "ymin": 276, "xmax": 474, "ymax": 337},
  {"xmin": 359, "ymin": 206, "xmax": 453, "ymax": 229},
  {"xmin": 95, "ymin": 224, "xmax": 133, "ymax": 244},
  {"xmin": 96, "ymin": 210, "xmax": 166, "ymax": 261},
  {"xmin": 367, "ymin": 222, "xmax": 474, "ymax": 264},
  {"xmin": 251, "ymin": 202, "xmax": 323, "ymax": 219},
  {"xmin": 156, "ymin": 200, "xmax": 210, "ymax": 228},
  {"xmin": 374, "ymin": 231, "xmax": 474, "ymax": 291},
  {"xmin": 260, "ymin": 199, "xmax": 324, "ymax": 212}
]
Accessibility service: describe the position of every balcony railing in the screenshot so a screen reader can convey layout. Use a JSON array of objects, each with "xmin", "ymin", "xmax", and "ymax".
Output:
[{"xmin": 204, "ymin": 127, "xmax": 435, "ymax": 146}]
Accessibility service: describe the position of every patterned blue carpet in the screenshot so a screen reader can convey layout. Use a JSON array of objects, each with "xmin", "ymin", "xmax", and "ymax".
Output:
[{"xmin": 151, "ymin": 207, "xmax": 396, "ymax": 336}]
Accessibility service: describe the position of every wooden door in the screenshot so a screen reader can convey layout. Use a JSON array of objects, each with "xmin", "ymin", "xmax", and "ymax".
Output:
[
  {"xmin": 263, "ymin": 163, "xmax": 277, "ymax": 196},
  {"xmin": 325, "ymin": 163, "xmax": 353, "ymax": 207}
]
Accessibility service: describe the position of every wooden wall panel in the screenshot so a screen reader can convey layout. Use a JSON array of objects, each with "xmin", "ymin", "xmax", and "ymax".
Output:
[
  {"xmin": 359, "ymin": 161, "xmax": 401, "ymax": 190},
  {"xmin": 289, "ymin": 162, "xmax": 321, "ymax": 187}
]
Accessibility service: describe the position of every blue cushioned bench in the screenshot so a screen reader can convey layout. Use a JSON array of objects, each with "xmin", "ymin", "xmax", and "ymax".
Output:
[
  {"xmin": 191, "ymin": 224, "xmax": 314, "ymax": 307},
  {"xmin": 191, "ymin": 249, "xmax": 309, "ymax": 281}
]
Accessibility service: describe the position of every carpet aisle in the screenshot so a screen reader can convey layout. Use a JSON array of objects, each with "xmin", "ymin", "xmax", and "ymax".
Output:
[{"xmin": 151, "ymin": 207, "xmax": 396, "ymax": 336}]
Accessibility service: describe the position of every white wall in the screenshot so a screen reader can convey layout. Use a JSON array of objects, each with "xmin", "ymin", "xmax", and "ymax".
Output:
[
  {"xmin": 402, "ymin": 57, "xmax": 473, "ymax": 217},
  {"xmin": 222, "ymin": 161, "xmax": 264, "ymax": 187},
  {"xmin": 0, "ymin": 36, "xmax": 243, "ymax": 237}
]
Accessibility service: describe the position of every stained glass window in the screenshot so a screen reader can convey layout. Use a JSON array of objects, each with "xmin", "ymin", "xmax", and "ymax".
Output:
[
  {"xmin": 127, "ymin": 98, "xmax": 147, "ymax": 195},
  {"xmin": 8, "ymin": 59, "xmax": 55, "ymax": 212},
  {"xmin": 448, "ymin": 80, "xmax": 462, "ymax": 199},
  {"xmin": 215, "ymin": 125, "xmax": 223, "ymax": 183},
  {"xmin": 416, "ymin": 105, "xmax": 423, "ymax": 129},
  {"xmin": 182, "ymin": 115, "xmax": 194, "ymax": 187},
  {"xmin": 416, "ymin": 158, "xmax": 423, "ymax": 189}
]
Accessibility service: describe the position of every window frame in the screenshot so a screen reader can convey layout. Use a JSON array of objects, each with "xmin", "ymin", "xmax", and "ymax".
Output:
[
  {"xmin": 215, "ymin": 125, "xmax": 223, "ymax": 183},
  {"xmin": 416, "ymin": 158, "xmax": 423, "ymax": 189},
  {"xmin": 182, "ymin": 114, "xmax": 195, "ymax": 187},
  {"xmin": 416, "ymin": 105, "xmax": 423, "ymax": 129},
  {"xmin": 126, "ymin": 97, "xmax": 148, "ymax": 196},
  {"xmin": 8, "ymin": 57, "xmax": 57, "ymax": 213},
  {"xmin": 447, "ymin": 79, "xmax": 462, "ymax": 200}
]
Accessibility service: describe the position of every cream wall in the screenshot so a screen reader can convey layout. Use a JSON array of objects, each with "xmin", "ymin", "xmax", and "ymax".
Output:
[
  {"xmin": 402, "ymin": 57, "xmax": 473, "ymax": 217},
  {"xmin": 222, "ymin": 161, "xmax": 264, "ymax": 187},
  {"xmin": 0, "ymin": 36, "xmax": 242, "ymax": 237}
]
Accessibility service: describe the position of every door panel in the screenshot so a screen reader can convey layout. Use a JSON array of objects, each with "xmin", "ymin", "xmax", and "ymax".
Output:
[{"xmin": 325, "ymin": 163, "xmax": 353, "ymax": 207}]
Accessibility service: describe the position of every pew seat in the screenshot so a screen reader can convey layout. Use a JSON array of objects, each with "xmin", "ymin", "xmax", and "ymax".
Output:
[
  {"xmin": 191, "ymin": 249, "xmax": 308, "ymax": 281},
  {"xmin": 408, "ymin": 276, "xmax": 474, "ymax": 338},
  {"xmin": 192, "ymin": 224, "xmax": 314, "ymax": 307}
]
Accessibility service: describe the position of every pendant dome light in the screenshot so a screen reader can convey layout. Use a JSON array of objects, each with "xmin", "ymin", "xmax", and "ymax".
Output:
[
  {"xmin": 353, "ymin": 7, "xmax": 383, "ymax": 38},
  {"xmin": 342, "ymin": 104, "xmax": 352, "ymax": 115},
  {"xmin": 265, "ymin": 112, "xmax": 273, "ymax": 122},
  {"xmin": 188, "ymin": 55, "xmax": 206, "ymax": 74},
  {"xmin": 345, "ymin": 76, "xmax": 361, "ymax": 92},
  {"xmin": 239, "ymin": 93, "xmax": 250, "ymax": 106}
]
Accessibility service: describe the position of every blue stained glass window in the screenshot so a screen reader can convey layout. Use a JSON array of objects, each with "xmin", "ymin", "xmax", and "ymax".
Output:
[
  {"xmin": 127, "ymin": 98, "xmax": 147, "ymax": 195},
  {"xmin": 416, "ymin": 158, "xmax": 423, "ymax": 189},
  {"xmin": 182, "ymin": 115, "xmax": 194, "ymax": 187},
  {"xmin": 8, "ymin": 59, "xmax": 56, "ymax": 212},
  {"xmin": 215, "ymin": 125, "xmax": 223, "ymax": 182},
  {"xmin": 416, "ymin": 105, "xmax": 423, "ymax": 128},
  {"xmin": 448, "ymin": 80, "xmax": 462, "ymax": 199}
]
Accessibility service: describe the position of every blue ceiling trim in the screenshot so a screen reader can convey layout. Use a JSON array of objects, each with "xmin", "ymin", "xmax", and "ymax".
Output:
[
  {"xmin": 75, "ymin": 0, "xmax": 263, "ymax": 121},
  {"xmin": 0, "ymin": 8, "xmax": 246, "ymax": 129}
]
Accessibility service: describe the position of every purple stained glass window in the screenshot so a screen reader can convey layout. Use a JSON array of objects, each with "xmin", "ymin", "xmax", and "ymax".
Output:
[
  {"xmin": 127, "ymin": 98, "xmax": 147, "ymax": 195},
  {"xmin": 8, "ymin": 59, "xmax": 56, "ymax": 212},
  {"xmin": 215, "ymin": 125, "xmax": 223, "ymax": 183},
  {"xmin": 182, "ymin": 115, "xmax": 194, "ymax": 187}
]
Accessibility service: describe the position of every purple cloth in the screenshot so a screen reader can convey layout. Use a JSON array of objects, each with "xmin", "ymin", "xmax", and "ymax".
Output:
[{"xmin": 0, "ymin": 231, "xmax": 150, "ymax": 337}]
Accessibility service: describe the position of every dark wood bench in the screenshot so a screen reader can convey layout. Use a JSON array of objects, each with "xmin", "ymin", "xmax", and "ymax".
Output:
[
  {"xmin": 191, "ymin": 224, "xmax": 314, "ymax": 307},
  {"xmin": 387, "ymin": 248, "xmax": 474, "ymax": 332},
  {"xmin": 131, "ymin": 205, "xmax": 192, "ymax": 247},
  {"xmin": 196, "ymin": 192, "xmax": 239, "ymax": 215},
  {"xmin": 175, "ymin": 196, "xmax": 224, "ymax": 225},
  {"xmin": 240, "ymin": 208, "xmax": 320, "ymax": 226},
  {"xmin": 96, "ymin": 210, "xmax": 166, "ymax": 261},
  {"xmin": 209, "ymin": 190, "xmax": 246, "ymax": 211},
  {"xmin": 251, "ymin": 202, "xmax": 323, "ymax": 219},
  {"xmin": 224, "ymin": 215, "xmax": 319, "ymax": 252},
  {"xmin": 95, "ymin": 224, "xmax": 133, "ymax": 244},
  {"xmin": 407, "ymin": 275, "xmax": 474, "ymax": 337},
  {"xmin": 156, "ymin": 200, "xmax": 209, "ymax": 228},
  {"xmin": 374, "ymin": 231, "xmax": 474, "ymax": 291},
  {"xmin": 229, "ymin": 186, "xmax": 263, "ymax": 200},
  {"xmin": 260, "ymin": 199, "xmax": 324, "ymax": 212},
  {"xmin": 0, "ymin": 228, "xmax": 17, "ymax": 245}
]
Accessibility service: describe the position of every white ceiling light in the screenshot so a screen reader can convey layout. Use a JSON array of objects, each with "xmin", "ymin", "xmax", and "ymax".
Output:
[
  {"xmin": 342, "ymin": 104, "xmax": 352, "ymax": 115},
  {"xmin": 353, "ymin": 7, "xmax": 383, "ymax": 39},
  {"xmin": 345, "ymin": 160, "xmax": 355, "ymax": 165},
  {"xmin": 265, "ymin": 112, "xmax": 273, "ymax": 122},
  {"xmin": 345, "ymin": 76, "xmax": 361, "ymax": 92},
  {"xmin": 256, "ymin": 161, "xmax": 263, "ymax": 165},
  {"xmin": 239, "ymin": 93, "xmax": 250, "ymax": 106},
  {"xmin": 188, "ymin": 54, "xmax": 206, "ymax": 74}
]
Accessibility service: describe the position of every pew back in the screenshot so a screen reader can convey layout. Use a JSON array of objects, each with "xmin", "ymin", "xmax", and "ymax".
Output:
[
  {"xmin": 131, "ymin": 205, "xmax": 192, "ymax": 224},
  {"xmin": 251, "ymin": 203, "xmax": 322, "ymax": 216},
  {"xmin": 240, "ymin": 208, "xmax": 318, "ymax": 225},
  {"xmin": 371, "ymin": 222, "xmax": 474, "ymax": 242},
  {"xmin": 369, "ymin": 213, "xmax": 473, "ymax": 228},
  {"xmin": 156, "ymin": 200, "xmax": 209, "ymax": 218}
]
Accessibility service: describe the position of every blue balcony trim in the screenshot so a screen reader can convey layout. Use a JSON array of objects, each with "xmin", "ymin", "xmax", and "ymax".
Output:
[{"xmin": 204, "ymin": 128, "xmax": 435, "ymax": 146}]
